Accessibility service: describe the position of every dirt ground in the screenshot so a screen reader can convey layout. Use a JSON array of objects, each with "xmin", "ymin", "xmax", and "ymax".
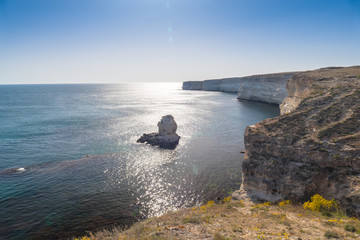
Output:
[{"xmin": 76, "ymin": 198, "xmax": 360, "ymax": 240}]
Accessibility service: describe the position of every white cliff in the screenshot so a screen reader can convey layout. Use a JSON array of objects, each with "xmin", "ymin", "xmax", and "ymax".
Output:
[
  {"xmin": 220, "ymin": 78, "xmax": 243, "ymax": 92},
  {"xmin": 182, "ymin": 72, "xmax": 297, "ymax": 105},
  {"xmin": 237, "ymin": 73, "xmax": 296, "ymax": 105},
  {"xmin": 203, "ymin": 79, "xmax": 222, "ymax": 91},
  {"xmin": 182, "ymin": 81, "xmax": 203, "ymax": 90},
  {"xmin": 279, "ymin": 72, "xmax": 314, "ymax": 114}
]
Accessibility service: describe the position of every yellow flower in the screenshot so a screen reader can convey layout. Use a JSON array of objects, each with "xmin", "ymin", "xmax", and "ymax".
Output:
[
  {"xmin": 207, "ymin": 201, "xmax": 214, "ymax": 208},
  {"xmin": 283, "ymin": 232, "xmax": 289, "ymax": 239},
  {"xmin": 303, "ymin": 194, "xmax": 338, "ymax": 212},
  {"xmin": 253, "ymin": 202, "xmax": 271, "ymax": 208},
  {"xmin": 223, "ymin": 196, "xmax": 232, "ymax": 203},
  {"xmin": 200, "ymin": 205, "xmax": 207, "ymax": 211},
  {"xmin": 279, "ymin": 200, "xmax": 291, "ymax": 207}
]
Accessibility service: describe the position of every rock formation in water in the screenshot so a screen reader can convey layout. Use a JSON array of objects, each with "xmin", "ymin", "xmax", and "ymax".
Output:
[
  {"xmin": 234, "ymin": 66, "xmax": 360, "ymax": 216},
  {"xmin": 137, "ymin": 115, "xmax": 180, "ymax": 149},
  {"xmin": 182, "ymin": 72, "xmax": 297, "ymax": 104}
]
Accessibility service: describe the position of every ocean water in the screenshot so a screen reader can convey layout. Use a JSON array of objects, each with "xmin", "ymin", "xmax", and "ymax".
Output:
[{"xmin": 0, "ymin": 83, "xmax": 279, "ymax": 239}]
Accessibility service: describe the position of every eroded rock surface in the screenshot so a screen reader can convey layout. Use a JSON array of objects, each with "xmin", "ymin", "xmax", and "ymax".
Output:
[
  {"xmin": 235, "ymin": 66, "xmax": 360, "ymax": 216},
  {"xmin": 182, "ymin": 81, "xmax": 203, "ymax": 90},
  {"xmin": 183, "ymin": 72, "xmax": 297, "ymax": 104},
  {"xmin": 137, "ymin": 115, "xmax": 180, "ymax": 149},
  {"xmin": 237, "ymin": 73, "xmax": 296, "ymax": 105}
]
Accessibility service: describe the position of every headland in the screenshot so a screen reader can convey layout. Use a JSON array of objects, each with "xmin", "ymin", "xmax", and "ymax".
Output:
[{"xmin": 76, "ymin": 66, "xmax": 360, "ymax": 239}]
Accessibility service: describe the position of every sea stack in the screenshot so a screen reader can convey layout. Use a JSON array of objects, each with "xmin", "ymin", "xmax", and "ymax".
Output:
[{"xmin": 137, "ymin": 115, "xmax": 180, "ymax": 149}]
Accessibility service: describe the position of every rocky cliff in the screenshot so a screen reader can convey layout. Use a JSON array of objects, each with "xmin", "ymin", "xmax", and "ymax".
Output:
[
  {"xmin": 238, "ymin": 73, "xmax": 295, "ymax": 105},
  {"xmin": 203, "ymin": 79, "xmax": 221, "ymax": 91},
  {"xmin": 236, "ymin": 66, "xmax": 360, "ymax": 216},
  {"xmin": 182, "ymin": 81, "xmax": 203, "ymax": 90},
  {"xmin": 182, "ymin": 72, "xmax": 296, "ymax": 104}
]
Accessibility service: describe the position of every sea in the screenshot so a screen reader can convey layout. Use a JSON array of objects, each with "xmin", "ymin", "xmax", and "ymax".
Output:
[{"xmin": 0, "ymin": 83, "xmax": 279, "ymax": 239}]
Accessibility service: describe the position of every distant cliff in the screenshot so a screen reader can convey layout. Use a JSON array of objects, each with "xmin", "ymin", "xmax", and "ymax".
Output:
[
  {"xmin": 237, "ymin": 73, "xmax": 295, "ymax": 105},
  {"xmin": 182, "ymin": 81, "xmax": 203, "ymax": 90},
  {"xmin": 235, "ymin": 66, "xmax": 360, "ymax": 216},
  {"xmin": 183, "ymin": 72, "xmax": 297, "ymax": 105}
]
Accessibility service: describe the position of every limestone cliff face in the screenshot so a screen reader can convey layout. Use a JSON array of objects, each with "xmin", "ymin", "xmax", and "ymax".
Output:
[
  {"xmin": 238, "ymin": 66, "xmax": 360, "ymax": 216},
  {"xmin": 219, "ymin": 78, "xmax": 242, "ymax": 92},
  {"xmin": 238, "ymin": 73, "xmax": 295, "ymax": 105},
  {"xmin": 182, "ymin": 81, "xmax": 203, "ymax": 90},
  {"xmin": 182, "ymin": 72, "xmax": 296, "ymax": 104},
  {"xmin": 280, "ymin": 73, "xmax": 315, "ymax": 114},
  {"xmin": 203, "ymin": 79, "xmax": 222, "ymax": 91}
]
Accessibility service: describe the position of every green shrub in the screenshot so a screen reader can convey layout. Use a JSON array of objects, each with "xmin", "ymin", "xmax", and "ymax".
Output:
[
  {"xmin": 232, "ymin": 225, "xmax": 243, "ymax": 233},
  {"xmin": 324, "ymin": 230, "xmax": 339, "ymax": 238},
  {"xmin": 344, "ymin": 224, "xmax": 356, "ymax": 232},
  {"xmin": 321, "ymin": 211, "xmax": 333, "ymax": 217},
  {"xmin": 214, "ymin": 232, "xmax": 231, "ymax": 240},
  {"xmin": 182, "ymin": 217, "xmax": 201, "ymax": 224}
]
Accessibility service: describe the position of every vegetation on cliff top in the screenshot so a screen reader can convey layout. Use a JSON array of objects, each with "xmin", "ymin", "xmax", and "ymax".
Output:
[
  {"xmin": 74, "ymin": 195, "xmax": 360, "ymax": 240},
  {"xmin": 242, "ymin": 66, "xmax": 360, "ymax": 216}
]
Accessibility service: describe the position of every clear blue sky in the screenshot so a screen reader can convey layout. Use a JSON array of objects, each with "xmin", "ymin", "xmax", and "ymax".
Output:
[{"xmin": 1, "ymin": 0, "xmax": 359, "ymax": 84}]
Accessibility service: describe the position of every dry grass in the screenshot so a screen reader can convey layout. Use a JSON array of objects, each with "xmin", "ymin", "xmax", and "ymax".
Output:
[{"xmin": 74, "ymin": 198, "xmax": 360, "ymax": 240}]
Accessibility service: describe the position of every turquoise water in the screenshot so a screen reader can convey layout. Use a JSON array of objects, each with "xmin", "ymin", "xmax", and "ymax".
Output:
[{"xmin": 0, "ymin": 83, "xmax": 279, "ymax": 239}]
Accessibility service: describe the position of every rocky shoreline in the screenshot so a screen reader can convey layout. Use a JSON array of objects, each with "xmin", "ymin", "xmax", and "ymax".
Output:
[
  {"xmin": 185, "ymin": 66, "xmax": 360, "ymax": 216},
  {"xmin": 234, "ymin": 66, "xmax": 360, "ymax": 216},
  {"xmin": 75, "ymin": 66, "xmax": 360, "ymax": 239}
]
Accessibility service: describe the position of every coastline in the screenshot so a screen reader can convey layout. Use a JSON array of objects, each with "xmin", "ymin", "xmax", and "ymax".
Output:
[
  {"xmin": 183, "ymin": 72, "xmax": 297, "ymax": 105},
  {"xmin": 184, "ymin": 66, "xmax": 360, "ymax": 216},
  {"xmin": 77, "ymin": 66, "xmax": 360, "ymax": 238}
]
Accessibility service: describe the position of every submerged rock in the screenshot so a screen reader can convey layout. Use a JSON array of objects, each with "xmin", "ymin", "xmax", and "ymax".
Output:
[{"xmin": 137, "ymin": 115, "xmax": 180, "ymax": 149}]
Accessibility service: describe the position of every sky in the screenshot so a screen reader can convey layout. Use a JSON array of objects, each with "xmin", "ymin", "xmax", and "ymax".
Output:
[{"xmin": 0, "ymin": 0, "xmax": 360, "ymax": 84}]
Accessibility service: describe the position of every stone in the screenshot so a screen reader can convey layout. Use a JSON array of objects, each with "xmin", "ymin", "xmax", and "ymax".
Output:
[
  {"xmin": 182, "ymin": 81, "xmax": 203, "ymax": 90},
  {"xmin": 237, "ymin": 73, "xmax": 296, "ymax": 105},
  {"xmin": 183, "ymin": 72, "xmax": 297, "ymax": 104},
  {"xmin": 158, "ymin": 115, "xmax": 177, "ymax": 135},
  {"xmin": 137, "ymin": 115, "xmax": 180, "ymax": 149},
  {"xmin": 238, "ymin": 66, "xmax": 360, "ymax": 216}
]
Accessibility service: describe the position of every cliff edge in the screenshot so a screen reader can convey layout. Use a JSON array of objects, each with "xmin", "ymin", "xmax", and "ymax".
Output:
[
  {"xmin": 236, "ymin": 66, "xmax": 360, "ymax": 216},
  {"xmin": 183, "ymin": 72, "xmax": 297, "ymax": 104}
]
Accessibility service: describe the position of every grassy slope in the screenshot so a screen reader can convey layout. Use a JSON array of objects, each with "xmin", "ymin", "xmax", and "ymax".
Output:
[{"xmin": 75, "ymin": 199, "xmax": 360, "ymax": 240}]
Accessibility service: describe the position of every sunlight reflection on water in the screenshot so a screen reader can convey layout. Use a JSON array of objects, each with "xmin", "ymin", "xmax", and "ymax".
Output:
[{"xmin": 0, "ymin": 83, "xmax": 280, "ymax": 239}]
